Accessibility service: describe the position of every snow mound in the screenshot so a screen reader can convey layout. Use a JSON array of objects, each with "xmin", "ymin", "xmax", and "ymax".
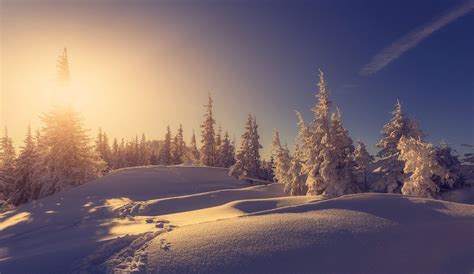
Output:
[
  {"xmin": 146, "ymin": 193, "xmax": 474, "ymax": 273},
  {"xmin": 0, "ymin": 166, "xmax": 252, "ymax": 273}
]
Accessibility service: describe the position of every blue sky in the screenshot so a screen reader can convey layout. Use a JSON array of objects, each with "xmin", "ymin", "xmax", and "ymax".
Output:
[{"xmin": 2, "ymin": 0, "xmax": 473, "ymax": 156}]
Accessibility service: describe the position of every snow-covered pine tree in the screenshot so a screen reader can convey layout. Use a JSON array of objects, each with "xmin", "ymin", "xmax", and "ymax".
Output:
[
  {"xmin": 200, "ymin": 94, "xmax": 216, "ymax": 166},
  {"xmin": 139, "ymin": 133, "xmax": 150, "ymax": 166},
  {"xmin": 271, "ymin": 130, "xmax": 291, "ymax": 185},
  {"xmin": 12, "ymin": 126, "xmax": 39, "ymax": 205},
  {"xmin": 229, "ymin": 114, "xmax": 262, "ymax": 179},
  {"xmin": 111, "ymin": 138, "xmax": 120, "ymax": 169},
  {"xmin": 354, "ymin": 140, "xmax": 374, "ymax": 191},
  {"xmin": 189, "ymin": 130, "xmax": 200, "ymax": 164},
  {"xmin": 160, "ymin": 126, "xmax": 172, "ymax": 165},
  {"xmin": 432, "ymin": 142, "xmax": 463, "ymax": 190},
  {"xmin": 285, "ymin": 144, "xmax": 307, "ymax": 195},
  {"xmin": 305, "ymin": 70, "xmax": 332, "ymax": 195},
  {"xmin": 0, "ymin": 127, "xmax": 17, "ymax": 206},
  {"xmin": 217, "ymin": 131, "xmax": 236, "ymax": 168},
  {"xmin": 34, "ymin": 107, "xmax": 105, "ymax": 198},
  {"xmin": 171, "ymin": 125, "xmax": 186, "ymax": 165},
  {"xmin": 215, "ymin": 125, "xmax": 223, "ymax": 166},
  {"xmin": 398, "ymin": 136, "xmax": 449, "ymax": 198},
  {"xmin": 373, "ymin": 100, "xmax": 424, "ymax": 193},
  {"xmin": 321, "ymin": 108, "xmax": 357, "ymax": 197},
  {"xmin": 95, "ymin": 128, "xmax": 111, "ymax": 171}
]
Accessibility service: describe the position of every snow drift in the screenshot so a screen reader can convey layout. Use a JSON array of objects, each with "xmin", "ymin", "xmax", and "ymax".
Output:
[
  {"xmin": 146, "ymin": 193, "xmax": 474, "ymax": 273},
  {"xmin": 0, "ymin": 166, "xmax": 473, "ymax": 273}
]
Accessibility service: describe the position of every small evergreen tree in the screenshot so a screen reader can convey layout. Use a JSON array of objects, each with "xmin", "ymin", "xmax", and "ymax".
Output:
[
  {"xmin": 285, "ymin": 144, "xmax": 307, "ymax": 195},
  {"xmin": 0, "ymin": 127, "xmax": 17, "ymax": 206},
  {"xmin": 217, "ymin": 131, "xmax": 236, "ymax": 167},
  {"xmin": 398, "ymin": 137, "xmax": 449, "ymax": 198},
  {"xmin": 432, "ymin": 142, "xmax": 463, "ymax": 190},
  {"xmin": 272, "ymin": 130, "xmax": 291, "ymax": 185},
  {"xmin": 12, "ymin": 126, "xmax": 39, "ymax": 205}
]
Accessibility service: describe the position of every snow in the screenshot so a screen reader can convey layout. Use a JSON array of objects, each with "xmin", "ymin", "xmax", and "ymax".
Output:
[
  {"xmin": 1, "ymin": 166, "xmax": 473, "ymax": 273},
  {"xmin": 146, "ymin": 193, "xmax": 474, "ymax": 273}
]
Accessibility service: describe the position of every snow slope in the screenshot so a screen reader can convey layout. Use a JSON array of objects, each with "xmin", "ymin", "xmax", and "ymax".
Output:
[
  {"xmin": 1, "ymin": 166, "xmax": 473, "ymax": 273},
  {"xmin": 146, "ymin": 194, "xmax": 474, "ymax": 273},
  {"xmin": 0, "ymin": 166, "xmax": 283, "ymax": 273}
]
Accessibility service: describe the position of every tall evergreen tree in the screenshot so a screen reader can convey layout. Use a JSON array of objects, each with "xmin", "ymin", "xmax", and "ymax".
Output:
[
  {"xmin": 215, "ymin": 125, "xmax": 223, "ymax": 166},
  {"xmin": 0, "ymin": 127, "xmax": 17, "ymax": 205},
  {"xmin": 321, "ymin": 109, "xmax": 356, "ymax": 197},
  {"xmin": 189, "ymin": 129, "xmax": 200, "ymax": 164},
  {"xmin": 305, "ymin": 70, "xmax": 332, "ymax": 195},
  {"xmin": 95, "ymin": 128, "xmax": 111, "ymax": 171},
  {"xmin": 272, "ymin": 130, "xmax": 291, "ymax": 185},
  {"xmin": 34, "ymin": 107, "xmax": 105, "ymax": 199},
  {"xmin": 373, "ymin": 100, "xmax": 424, "ymax": 193},
  {"xmin": 172, "ymin": 125, "xmax": 186, "ymax": 165},
  {"xmin": 139, "ymin": 133, "xmax": 150, "ymax": 166},
  {"xmin": 12, "ymin": 126, "xmax": 39, "ymax": 205},
  {"xmin": 200, "ymin": 94, "xmax": 216, "ymax": 166},
  {"xmin": 111, "ymin": 138, "xmax": 120, "ymax": 169},
  {"xmin": 160, "ymin": 126, "xmax": 172, "ymax": 165},
  {"xmin": 230, "ymin": 114, "xmax": 262, "ymax": 179}
]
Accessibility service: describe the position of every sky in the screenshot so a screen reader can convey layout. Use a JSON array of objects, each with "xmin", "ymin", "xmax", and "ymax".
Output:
[{"xmin": 1, "ymin": 0, "xmax": 473, "ymax": 157}]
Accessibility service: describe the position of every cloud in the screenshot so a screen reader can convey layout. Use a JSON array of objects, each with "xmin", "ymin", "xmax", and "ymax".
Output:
[{"xmin": 360, "ymin": 0, "xmax": 474, "ymax": 76}]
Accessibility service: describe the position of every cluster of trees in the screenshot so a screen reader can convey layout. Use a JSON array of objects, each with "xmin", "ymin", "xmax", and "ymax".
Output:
[
  {"xmin": 0, "ymin": 94, "xmax": 238, "ymax": 209},
  {"xmin": 270, "ymin": 70, "xmax": 464, "ymax": 198},
  {"xmin": 0, "ymin": 70, "xmax": 466, "ymax": 210}
]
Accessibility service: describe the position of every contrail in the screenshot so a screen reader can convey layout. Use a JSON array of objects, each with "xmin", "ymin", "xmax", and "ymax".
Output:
[{"xmin": 360, "ymin": 0, "xmax": 474, "ymax": 76}]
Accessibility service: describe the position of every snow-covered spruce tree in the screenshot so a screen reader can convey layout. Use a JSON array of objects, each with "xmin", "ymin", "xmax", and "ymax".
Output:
[
  {"xmin": 321, "ymin": 109, "xmax": 357, "ymax": 197},
  {"xmin": 215, "ymin": 125, "xmax": 223, "ymax": 166},
  {"xmin": 12, "ymin": 126, "xmax": 39, "ymax": 205},
  {"xmin": 95, "ymin": 128, "xmax": 112, "ymax": 171},
  {"xmin": 200, "ymin": 94, "xmax": 216, "ymax": 166},
  {"xmin": 0, "ymin": 127, "xmax": 17, "ymax": 206},
  {"xmin": 217, "ymin": 131, "xmax": 236, "ymax": 168},
  {"xmin": 373, "ymin": 100, "xmax": 424, "ymax": 193},
  {"xmin": 397, "ymin": 136, "xmax": 449, "ymax": 198},
  {"xmin": 354, "ymin": 140, "xmax": 374, "ymax": 191},
  {"xmin": 171, "ymin": 125, "xmax": 186, "ymax": 165},
  {"xmin": 285, "ymin": 144, "xmax": 307, "ymax": 195},
  {"xmin": 261, "ymin": 156, "xmax": 275, "ymax": 182},
  {"xmin": 159, "ymin": 126, "xmax": 172, "ymax": 165},
  {"xmin": 139, "ymin": 133, "xmax": 150, "ymax": 166},
  {"xmin": 189, "ymin": 130, "xmax": 200, "ymax": 164},
  {"xmin": 111, "ymin": 138, "xmax": 120, "ymax": 169},
  {"xmin": 432, "ymin": 142, "xmax": 463, "ymax": 190},
  {"xmin": 230, "ymin": 114, "xmax": 262, "ymax": 179},
  {"xmin": 305, "ymin": 70, "xmax": 332, "ymax": 195},
  {"xmin": 272, "ymin": 130, "xmax": 291, "ymax": 185},
  {"xmin": 34, "ymin": 107, "xmax": 105, "ymax": 199}
]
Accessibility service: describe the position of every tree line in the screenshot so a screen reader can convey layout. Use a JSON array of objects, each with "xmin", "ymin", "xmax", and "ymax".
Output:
[
  {"xmin": 0, "ymin": 70, "xmax": 466, "ymax": 211},
  {"xmin": 270, "ymin": 70, "xmax": 464, "ymax": 199}
]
